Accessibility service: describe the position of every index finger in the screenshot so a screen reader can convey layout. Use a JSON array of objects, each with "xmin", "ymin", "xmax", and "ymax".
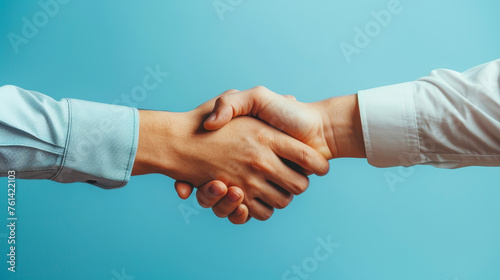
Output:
[{"xmin": 270, "ymin": 131, "xmax": 330, "ymax": 176}]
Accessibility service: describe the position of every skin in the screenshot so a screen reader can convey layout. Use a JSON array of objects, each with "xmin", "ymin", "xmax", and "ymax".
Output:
[
  {"xmin": 176, "ymin": 86, "xmax": 366, "ymax": 224},
  {"xmin": 131, "ymin": 92, "xmax": 329, "ymax": 221}
]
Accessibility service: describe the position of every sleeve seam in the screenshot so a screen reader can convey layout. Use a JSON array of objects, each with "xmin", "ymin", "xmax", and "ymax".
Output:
[
  {"xmin": 409, "ymin": 86, "xmax": 422, "ymax": 164},
  {"xmin": 424, "ymin": 152, "xmax": 500, "ymax": 157},
  {"xmin": 49, "ymin": 98, "xmax": 72, "ymax": 181},
  {"xmin": 118, "ymin": 107, "xmax": 138, "ymax": 188}
]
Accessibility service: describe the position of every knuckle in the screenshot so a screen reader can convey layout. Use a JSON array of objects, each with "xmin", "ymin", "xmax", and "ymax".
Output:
[
  {"xmin": 196, "ymin": 196, "xmax": 210, "ymax": 208},
  {"xmin": 255, "ymin": 208, "xmax": 274, "ymax": 221},
  {"xmin": 249, "ymin": 156, "xmax": 273, "ymax": 173},
  {"xmin": 228, "ymin": 215, "xmax": 242, "ymax": 224},
  {"xmin": 251, "ymin": 86, "xmax": 270, "ymax": 99},
  {"xmin": 252, "ymin": 85, "xmax": 268, "ymax": 93},
  {"xmin": 213, "ymin": 208, "xmax": 228, "ymax": 218},
  {"xmin": 216, "ymin": 95, "xmax": 229, "ymax": 106},
  {"xmin": 243, "ymin": 180, "xmax": 258, "ymax": 197},
  {"xmin": 300, "ymin": 148, "xmax": 313, "ymax": 166},
  {"xmin": 260, "ymin": 162, "xmax": 274, "ymax": 174},
  {"xmin": 261, "ymin": 208, "xmax": 274, "ymax": 221},
  {"xmin": 230, "ymin": 219, "xmax": 245, "ymax": 225},
  {"xmin": 221, "ymin": 89, "xmax": 238, "ymax": 95},
  {"xmin": 318, "ymin": 161, "xmax": 330, "ymax": 176},
  {"xmin": 256, "ymin": 128, "xmax": 272, "ymax": 145},
  {"xmin": 292, "ymin": 176, "xmax": 309, "ymax": 195},
  {"xmin": 274, "ymin": 196, "xmax": 292, "ymax": 209},
  {"xmin": 249, "ymin": 157, "xmax": 262, "ymax": 171},
  {"xmin": 274, "ymin": 200, "xmax": 286, "ymax": 210}
]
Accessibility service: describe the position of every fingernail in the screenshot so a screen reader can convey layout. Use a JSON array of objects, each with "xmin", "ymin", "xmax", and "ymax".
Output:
[
  {"xmin": 208, "ymin": 184, "xmax": 224, "ymax": 197},
  {"xmin": 206, "ymin": 113, "xmax": 217, "ymax": 122},
  {"xmin": 227, "ymin": 190, "xmax": 241, "ymax": 202}
]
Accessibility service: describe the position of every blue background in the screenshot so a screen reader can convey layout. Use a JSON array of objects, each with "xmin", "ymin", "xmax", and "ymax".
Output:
[{"xmin": 1, "ymin": 0, "xmax": 500, "ymax": 279}]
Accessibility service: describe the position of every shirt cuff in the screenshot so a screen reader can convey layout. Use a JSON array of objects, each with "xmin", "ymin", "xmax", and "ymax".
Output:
[
  {"xmin": 358, "ymin": 82, "xmax": 421, "ymax": 167},
  {"xmin": 51, "ymin": 99, "xmax": 139, "ymax": 189}
]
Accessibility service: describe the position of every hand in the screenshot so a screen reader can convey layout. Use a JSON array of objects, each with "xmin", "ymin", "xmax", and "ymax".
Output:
[
  {"xmin": 132, "ymin": 93, "xmax": 330, "ymax": 220},
  {"xmin": 174, "ymin": 87, "xmax": 366, "ymax": 223},
  {"xmin": 176, "ymin": 180, "xmax": 249, "ymax": 225},
  {"xmin": 203, "ymin": 86, "xmax": 366, "ymax": 159},
  {"xmin": 204, "ymin": 86, "xmax": 334, "ymax": 159}
]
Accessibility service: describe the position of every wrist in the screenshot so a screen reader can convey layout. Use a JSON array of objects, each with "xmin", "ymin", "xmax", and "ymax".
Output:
[
  {"xmin": 318, "ymin": 94, "xmax": 366, "ymax": 159},
  {"xmin": 132, "ymin": 110, "xmax": 186, "ymax": 177}
]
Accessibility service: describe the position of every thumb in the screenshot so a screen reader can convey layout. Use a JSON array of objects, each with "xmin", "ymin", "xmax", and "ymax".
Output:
[
  {"xmin": 204, "ymin": 87, "xmax": 275, "ymax": 130},
  {"xmin": 174, "ymin": 181, "xmax": 194, "ymax": 199},
  {"xmin": 203, "ymin": 93, "xmax": 251, "ymax": 130}
]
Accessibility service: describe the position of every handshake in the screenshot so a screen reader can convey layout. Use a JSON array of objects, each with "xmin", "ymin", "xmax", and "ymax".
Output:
[{"xmin": 132, "ymin": 86, "xmax": 366, "ymax": 224}]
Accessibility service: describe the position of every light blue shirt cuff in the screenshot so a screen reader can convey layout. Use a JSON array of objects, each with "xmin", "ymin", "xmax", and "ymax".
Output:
[{"xmin": 51, "ymin": 99, "xmax": 139, "ymax": 189}]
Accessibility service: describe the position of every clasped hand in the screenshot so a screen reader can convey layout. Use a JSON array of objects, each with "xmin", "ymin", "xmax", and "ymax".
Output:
[{"xmin": 133, "ymin": 87, "xmax": 364, "ymax": 224}]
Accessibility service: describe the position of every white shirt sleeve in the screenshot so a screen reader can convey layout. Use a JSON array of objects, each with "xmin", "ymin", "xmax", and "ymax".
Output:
[{"xmin": 358, "ymin": 59, "xmax": 500, "ymax": 168}]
